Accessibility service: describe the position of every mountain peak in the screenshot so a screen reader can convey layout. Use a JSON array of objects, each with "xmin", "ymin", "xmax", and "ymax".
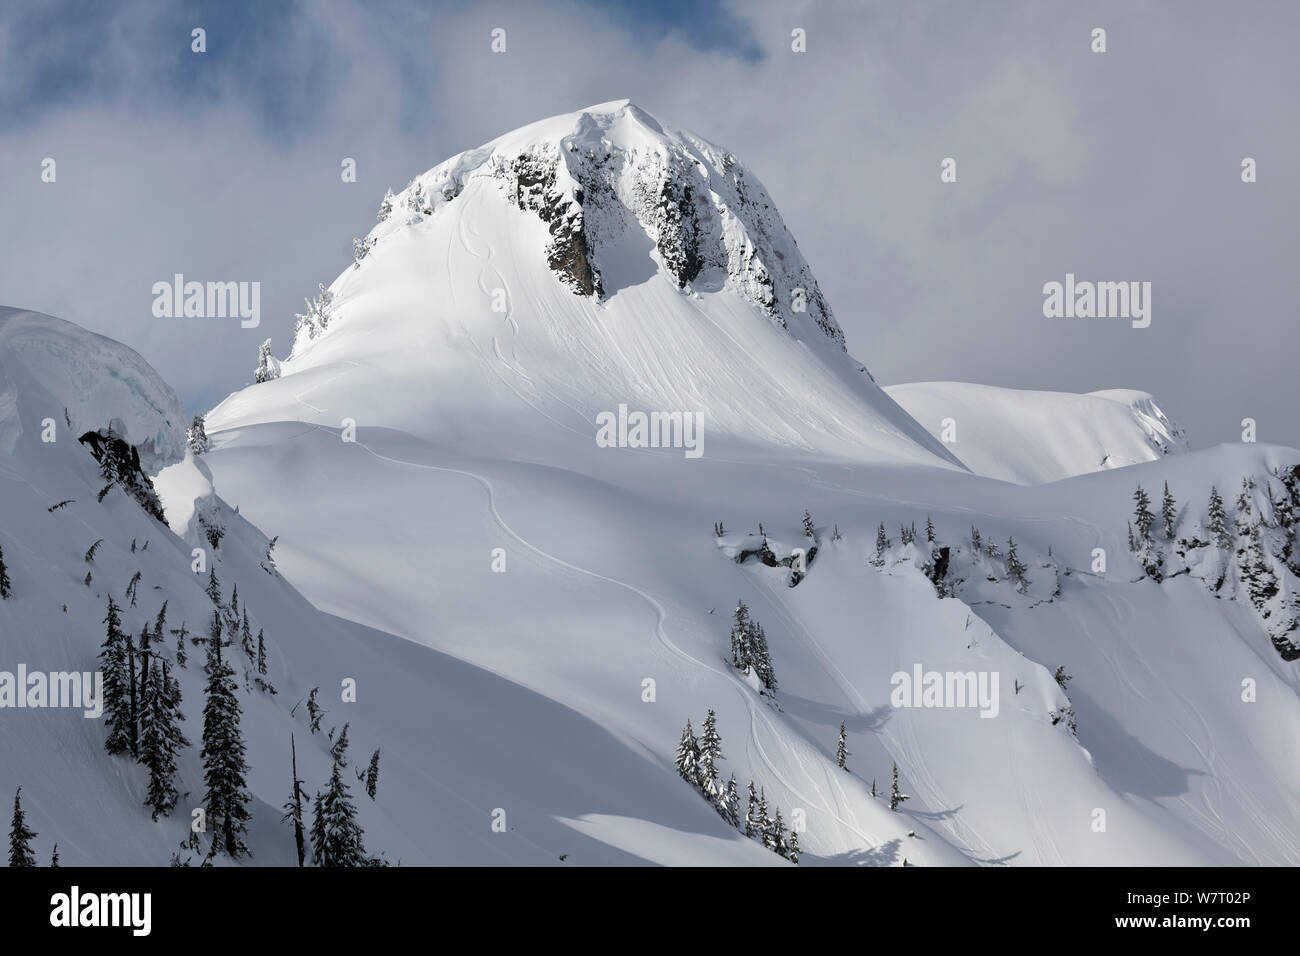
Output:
[{"xmin": 335, "ymin": 102, "xmax": 843, "ymax": 349}]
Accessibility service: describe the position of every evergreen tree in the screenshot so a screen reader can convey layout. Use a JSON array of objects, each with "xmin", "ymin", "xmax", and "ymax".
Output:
[
  {"xmin": 750, "ymin": 621, "xmax": 777, "ymax": 694},
  {"xmin": 772, "ymin": 808, "xmax": 788, "ymax": 858},
  {"xmin": 255, "ymin": 338, "xmax": 280, "ymax": 383},
  {"xmin": 744, "ymin": 781, "xmax": 759, "ymax": 839},
  {"xmin": 674, "ymin": 719, "xmax": 699, "ymax": 783},
  {"xmin": 256, "ymin": 629, "xmax": 267, "ymax": 675},
  {"xmin": 205, "ymin": 567, "xmax": 221, "ymax": 606},
  {"xmin": 788, "ymin": 828, "xmax": 800, "ymax": 865},
  {"xmin": 377, "ymin": 189, "xmax": 394, "ymax": 222},
  {"xmin": 1127, "ymin": 521, "xmax": 1136, "ymax": 552},
  {"xmin": 0, "ymin": 544, "xmax": 11, "ymax": 599},
  {"xmin": 200, "ymin": 630, "xmax": 251, "ymax": 859},
  {"xmin": 50, "ymin": 844, "xmax": 59, "ymax": 867},
  {"xmin": 835, "ymin": 721, "xmax": 849, "ymax": 770},
  {"xmin": 365, "ymin": 749, "xmax": 380, "ymax": 800},
  {"xmin": 306, "ymin": 686, "xmax": 324, "ymax": 734},
  {"xmin": 99, "ymin": 597, "xmax": 133, "ymax": 755},
  {"xmin": 729, "ymin": 600, "xmax": 751, "ymax": 668},
  {"xmin": 281, "ymin": 733, "xmax": 307, "ymax": 867},
  {"xmin": 8, "ymin": 789, "xmax": 37, "ymax": 867},
  {"xmin": 1005, "ymin": 537, "xmax": 1030, "ymax": 593},
  {"xmin": 311, "ymin": 723, "xmax": 367, "ymax": 866},
  {"xmin": 1161, "ymin": 481, "xmax": 1178, "ymax": 539},
  {"xmin": 173, "ymin": 622, "xmax": 189, "ymax": 668},
  {"xmin": 718, "ymin": 774, "xmax": 741, "ymax": 828},
  {"xmin": 1242, "ymin": 525, "xmax": 1280, "ymax": 608},
  {"xmin": 141, "ymin": 659, "xmax": 189, "ymax": 820},
  {"xmin": 240, "ymin": 608, "xmax": 254, "ymax": 659},
  {"xmin": 970, "ymin": 525, "xmax": 982, "ymax": 554},
  {"xmin": 926, "ymin": 515, "xmax": 936, "ymax": 543},
  {"xmin": 1236, "ymin": 478, "xmax": 1255, "ymax": 534},
  {"xmin": 889, "ymin": 762, "xmax": 909, "ymax": 811},
  {"xmin": 1133, "ymin": 485, "xmax": 1155, "ymax": 543},
  {"xmin": 125, "ymin": 629, "xmax": 140, "ymax": 757},
  {"xmin": 758, "ymin": 789, "xmax": 774, "ymax": 849},
  {"xmin": 204, "ymin": 611, "xmax": 223, "ymax": 674},
  {"xmin": 697, "ymin": 710, "xmax": 723, "ymax": 796},
  {"xmin": 873, "ymin": 523, "xmax": 889, "ymax": 567},
  {"xmin": 187, "ymin": 414, "xmax": 211, "ymax": 454},
  {"xmin": 802, "ymin": 511, "xmax": 815, "ymax": 538},
  {"xmin": 125, "ymin": 570, "xmax": 141, "ymax": 607}
]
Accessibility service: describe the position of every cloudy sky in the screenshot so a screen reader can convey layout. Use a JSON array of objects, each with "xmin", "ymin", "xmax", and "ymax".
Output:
[{"xmin": 2, "ymin": 0, "xmax": 1296, "ymax": 449}]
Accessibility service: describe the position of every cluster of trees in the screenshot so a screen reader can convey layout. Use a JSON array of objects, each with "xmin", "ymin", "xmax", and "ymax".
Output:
[
  {"xmin": 965, "ymin": 526, "xmax": 1031, "ymax": 593},
  {"xmin": 1130, "ymin": 472, "xmax": 1300, "ymax": 660},
  {"xmin": 294, "ymin": 284, "xmax": 337, "ymax": 342},
  {"xmin": 255, "ymin": 339, "xmax": 281, "ymax": 384},
  {"xmin": 8, "ymin": 788, "xmax": 57, "ymax": 867},
  {"xmin": 674, "ymin": 711, "xmax": 799, "ymax": 864},
  {"xmin": 99, "ymin": 597, "xmax": 191, "ymax": 820},
  {"xmin": 728, "ymin": 601, "xmax": 777, "ymax": 694}
]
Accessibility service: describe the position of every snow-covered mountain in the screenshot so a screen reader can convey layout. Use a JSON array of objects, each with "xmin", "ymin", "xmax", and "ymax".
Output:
[
  {"xmin": 5, "ymin": 102, "xmax": 1299, "ymax": 867},
  {"xmin": 885, "ymin": 382, "xmax": 1188, "ymax": 484}
]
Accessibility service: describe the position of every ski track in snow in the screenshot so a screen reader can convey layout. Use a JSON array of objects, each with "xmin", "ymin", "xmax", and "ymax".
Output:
[{"xmin": 329, "ymin": 433, "xmax": 920, "ymax": 860}]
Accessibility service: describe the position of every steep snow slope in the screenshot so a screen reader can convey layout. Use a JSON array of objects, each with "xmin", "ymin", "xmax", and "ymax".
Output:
[
  {"xmin": 201, "ymin": 104, "xmax": 1300, "ymax": 866},
  {"xmin": 884, "ymin": 382, "xmax": 1188, "ymax": 485},
  {"xmin": 0, "ymin": 308, "xmax": 797, "ymax": 866}
]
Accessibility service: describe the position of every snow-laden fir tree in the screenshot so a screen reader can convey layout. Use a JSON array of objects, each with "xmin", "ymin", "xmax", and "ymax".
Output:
[
  {"xmin": 204, "ymin": 610, "xmax": 223, "ymax": 674},
  {"xmin": 406, "ymin": 181, "xmax": 427, "ymax": 219},
  {"xmin": 718, "ymin": 773, "xmax": 740, "ymax": 828},
  {"xmin": 311, "ymin": 723, "xmax": 368, "ymax": 866},
  {"xmin": 99, "ymin": 597, "xmax": 133, "ymax": 756},
  {"xmin": 970, "ymin": 525, "xmax": 982, "ymax": 554},
  {"xmin": 873, "ymin": 523, "xmax": 889, "ymax": 567},
  {"xmin": 205, "ymin": 567, "xmax": 221, "ymax": 607},
  {"xmin": 674, "ymin": 718, "xmax": 699, "ymax": 783},
  {"xmin": 141, "ymin": 659, "xmax": 189, "ymax": 820},
  {"xmin": 788, "ymin": 828, "xmax": 800, "ymax": 865},
  {"xmin": 1161, "ymin": 481, "xmax": 1178, "ymax": 539},
  {"xmin": 1205, "ymin": 487, "xmax": 1231, "ymax": 549},
  {"xmin": 377, "ymin": 188, "xmax": 394, "ymax": 222},
  {"xmin": 365, "ymin": 749, "xmax": 380, "ymax": 800},
  {"xmin": 282, "ymin": 733, "xmax": 307, "ymax": 867},
  {"xmin": 254, "ymin": 339, "xmax": 280, "ymax": 384},
  {"xmin": 1133, "ymin": 485, "xmax": 1155, "ymax": 544},
  {"xmin": 758, "ymin": 789, "xmax": 774, "ymax": 850},
  {"xmin": 744, "ymin": 781, "xmax": 759, "ymax": 839},
  {"xmin": 772, "ymin": 808, "xmax": 788, "ymax": 858},
  {"xmin": 352, "ymin": 236, "xmax": 375, "ymax": 267},
  {"xmin": 0, "ymin": 544, "xmax": 11, "ymax": 599},
  {"xmin": 835, "ymin": 721, "xmax": 849, "ymax": 770},
  {"xmin": 889, "ymin": 762, "xmax": 909, "ymax": 811},
  {"xmin": 256, "ymin": 629, "xmax": 267, "ymax": 676},
  {"xmin": 200, "ymin": 628, "xmax": 252, "ymax": 859},
  {"xmin": 186, "ymin": 414, "xmax": 211, "ymax": 455},
  {"xmin": 1241, "ymin": 524, "xmax": 1280, "ymax": 609},
  {"xmin": 926, "ymin": 514, "xmax": 935, "ymax": 543},
  {"xmin": 8, "ymin": 788, "xmax": 37, "ymax": 867},
  {"xmin": 697, "ymin": 709, "xmax": 723, "ymax": 797},
  {"xmin": 802, "ymin": 510, "xmax": 815, "ymax": 538},
  {"xmin": 1236, "ymin": 478, "xmax": 1255, "ymax": 534},
  {"xmin": 729, "ymin": 600, "xmax": 751, "ymax": 668},
  {"xmin": 1005, "ymin": 537, "xmax": 1030, "ymax": 593},
  {"xmin": 240, "ymin": 608, "xmax": 254, "ymax": 659}
]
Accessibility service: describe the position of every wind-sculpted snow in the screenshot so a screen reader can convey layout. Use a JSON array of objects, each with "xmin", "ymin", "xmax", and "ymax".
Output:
[{"xmin": 0, "ymin": 307, "xmax": 187, "ymax": 470}]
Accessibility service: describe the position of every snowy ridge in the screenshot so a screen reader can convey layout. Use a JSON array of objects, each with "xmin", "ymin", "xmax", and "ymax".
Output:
[{"xmin": 885, "ymin": 381, "xmax": 1188, "ymax": 485}]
